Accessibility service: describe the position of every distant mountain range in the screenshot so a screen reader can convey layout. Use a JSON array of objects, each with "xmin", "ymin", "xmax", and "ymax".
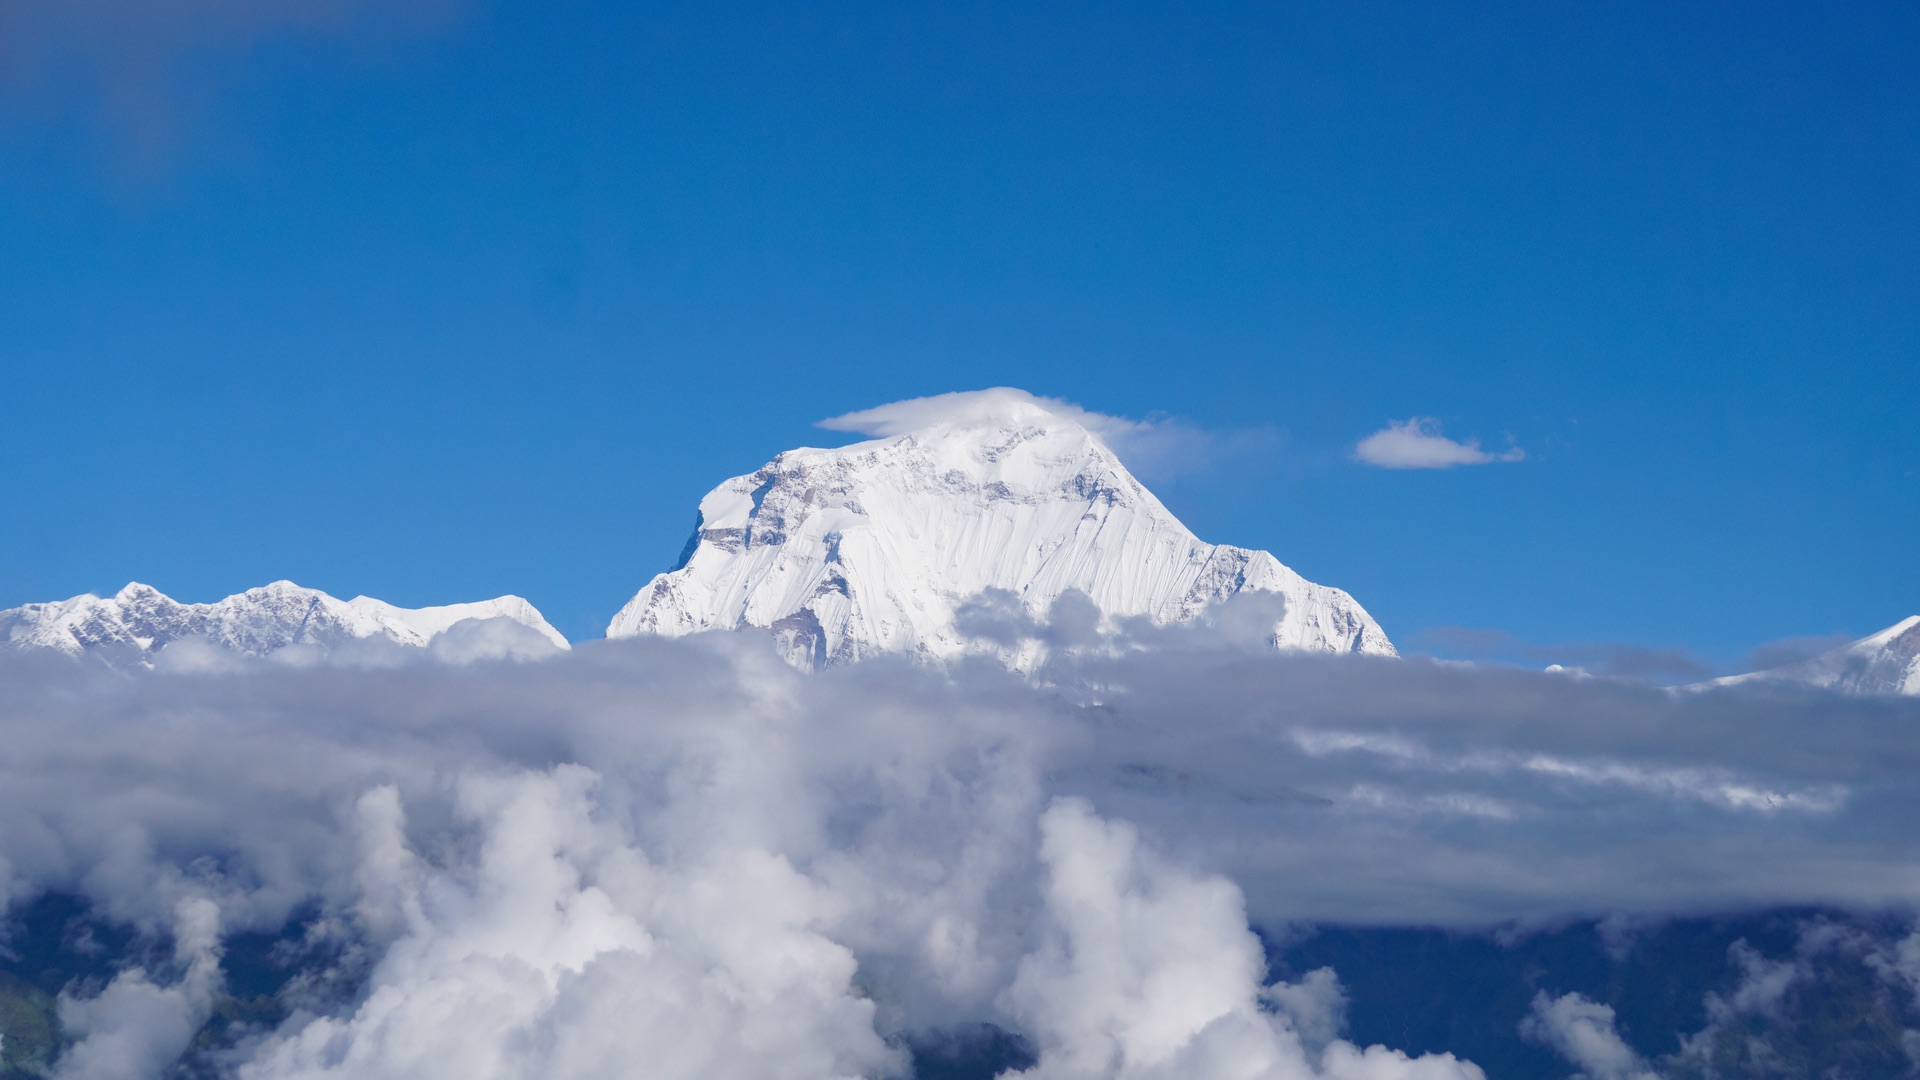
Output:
[
  {"xmin": 0, "ymin": 580, "xmax": 567, "ymax": 663},
  {"xmin": 4, "ymin": 389, "xmax": 1908, "ymax": 690}
]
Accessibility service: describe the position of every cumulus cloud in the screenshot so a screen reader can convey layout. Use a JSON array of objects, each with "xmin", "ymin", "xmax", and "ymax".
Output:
[
  {"xmin": 1001, "ymin": 798, "xmax": 1481, "ymax": 1080},
  {"xmin": 1352, "ymin": 419, "xmax": 1524, "ymax": 470},
  {"xmin": 54, "ymin": 897, "xmax": 224, "ymax": 1080},
  {"xmin": 1, "ymin": 626, "xmax": 1919, "ymax": 1076},
  {"xmin": 1519, "ymin": 993, "xmax": 1658, "ymax": 1080},
  {"xmin": 240, "ymin": 769, "xmax": 899, "ymax": 1080},
  {"xmin": 1263, "ymin": 968, "xmax": 1348, "ymax": 1053}
]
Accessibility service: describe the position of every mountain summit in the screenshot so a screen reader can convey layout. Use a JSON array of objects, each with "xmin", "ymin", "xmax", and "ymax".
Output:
[
  {"xmin": 1712, "ymin": 616, "xmax": 1920, "ymax": 696},
  {"xmin": 608, "ymin": 389, "xmax": 1394, "ymax": 667}
]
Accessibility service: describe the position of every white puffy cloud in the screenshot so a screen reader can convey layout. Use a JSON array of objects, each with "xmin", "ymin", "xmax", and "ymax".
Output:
[
  {"xmin": 1352, "ymin": 419, "xmax": 1524, "ymax": 470},
  {"xmin": 54, "ymin": 897, "xmax": 224, "ymax": 1080},
  {"xmin": 240, "ymin": 768, "xmax": 898, "ymax": 1080},
  {"xmin": 1263, "ymin": 968, "xmax": 1348, "ymax": 1053},
  {"xmin": 1518, "ymin": 992, "xmax": 1658, "ymax": 1080},
  {"xmin": 1000, "ymin": 798, "xmax": 1483, "ymax": 1080}
]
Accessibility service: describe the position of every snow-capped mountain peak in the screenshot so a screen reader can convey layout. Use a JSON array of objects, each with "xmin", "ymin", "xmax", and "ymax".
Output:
[
  {"xmin": 1710, "ymin": 616, "xmax": 1920, "ymax": 696},
  {"xmin": 1, "ymin": 580, "xmax": 568, "ymax": 662},
  {"xmin": 608, "ymin": 388, "xmax": 1395, "ymax": 668}
]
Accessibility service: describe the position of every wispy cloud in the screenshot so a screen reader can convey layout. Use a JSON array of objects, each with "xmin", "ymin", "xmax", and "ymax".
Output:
[
  {"xmin": 818, "ymin": 387, "xmax": 1247, "ymax": 483},
  {"xmin": 1525, "ymin": 918, "xmax": 1920, "ymax": 1079},
  {"xmin": 0, "ymin": 0, "xmax": 458, "ymax": 169},
  {"xmin": 1353, "ymin": 418, "xmax": 1525, "ymax": 470},
  {"xmin": 1410, "ymin": 625, "xmax": 1713, "ymax": 682}
]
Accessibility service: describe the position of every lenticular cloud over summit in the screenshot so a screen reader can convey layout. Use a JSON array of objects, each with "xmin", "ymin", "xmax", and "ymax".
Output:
[{"xmin": 818, "ymin": 388, "xmax": 1164, "ymax": 451}]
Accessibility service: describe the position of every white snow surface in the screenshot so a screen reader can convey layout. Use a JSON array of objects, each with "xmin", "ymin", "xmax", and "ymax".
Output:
[
  {"xmin": 1, "ymin": 580, "xmax": 569, "ymax": 661},
  {"xmin": 608, "ymin": 388, "xmax": 1395, "ymax": 668},
  {"xmin": 1710, "ymin": 615, "xmax": 1920, "ymax": 697}
]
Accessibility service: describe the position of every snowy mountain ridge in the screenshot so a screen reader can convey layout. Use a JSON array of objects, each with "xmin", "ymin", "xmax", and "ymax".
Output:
[
  {"xmin": 608, "ymin": 388, "xmax": 1395, "ymax": 668},
  {"xmin": 1710, "ymin": 615, "xmax": 1920, "ymax": 697},
  {"xmin": 1, "ymin": 580, "xmax": 569, "ymax": 663}
]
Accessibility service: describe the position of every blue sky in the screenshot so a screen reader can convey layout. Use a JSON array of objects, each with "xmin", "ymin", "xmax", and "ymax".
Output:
[{"xmin": 1, "ymin": 0, "xmax": 1914, "ymax": 662}]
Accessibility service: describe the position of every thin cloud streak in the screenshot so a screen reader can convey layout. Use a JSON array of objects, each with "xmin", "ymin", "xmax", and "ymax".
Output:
[
  {"xmin": 1410, "ymin": 625, "xmax": 1714, "ymax": 682},
  {"xmin": 0, "ymin": 0, "xmax": 458, "ymax": 169}
]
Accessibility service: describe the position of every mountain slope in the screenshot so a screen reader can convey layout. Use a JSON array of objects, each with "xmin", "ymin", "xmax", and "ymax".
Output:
[
  {"xmin": 1711, "ymin": 616, "xmax": 1920, "ymax": 696},
  {"xmin": 608, "ymin": 389, "xmax": 1394, "ymax": 668},
  {"xmin": 1, "ymin": 581, "xmax": 569, "ymax": 662}
]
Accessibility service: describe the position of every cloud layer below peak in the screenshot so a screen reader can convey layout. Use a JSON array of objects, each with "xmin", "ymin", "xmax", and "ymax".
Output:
[{"xmin": 2, "ymin": 619, "xmax": 1918, "ymax": 1076}]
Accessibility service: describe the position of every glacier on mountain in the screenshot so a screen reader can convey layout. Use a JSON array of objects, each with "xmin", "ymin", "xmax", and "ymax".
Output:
[
  {"xmin": 1709, "ymin": 615, "xmax": 1920, "ymax": 697},
  {"xmin": 608, "ymin": 388, "xmax": 1395, "ymax": 668},
  {"xmin": 1, "ymin": 580, "xmax": 569, "ymax": 664}
]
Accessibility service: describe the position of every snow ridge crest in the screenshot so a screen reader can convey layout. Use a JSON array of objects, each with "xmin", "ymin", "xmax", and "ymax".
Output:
[
  {"xmin": 1, "ymin": 580, "xmax": 569, "ymax": 664},
  {"xmin": 1711, "ymin": 615, "xmax": 1920, "ymax": 697}
]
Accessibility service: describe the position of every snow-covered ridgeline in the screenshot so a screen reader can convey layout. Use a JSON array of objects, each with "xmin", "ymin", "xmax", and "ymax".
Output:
[
  {"xmin": 1708, "ymin": 615, "xmax": 1920, "ymax": 697},
  {"xmin": 1, "ymin": 580, "xmax": 568, "ymax": 662},
  {"xmin": 608, "ymin": 388, "xmax": 1395, "ymax": 668}
]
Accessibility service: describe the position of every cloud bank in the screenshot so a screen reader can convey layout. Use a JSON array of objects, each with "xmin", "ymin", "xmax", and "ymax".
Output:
[
  {"xmin": 0, "ymin": 620, "xmax": 1917, "ymax": 1077},
  {"xmin": 1352, "ymin": 419, "xmax": 1524, "ymax": 470}
]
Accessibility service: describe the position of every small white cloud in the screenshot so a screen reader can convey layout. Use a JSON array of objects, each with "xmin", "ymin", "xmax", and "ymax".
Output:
[
  {"xmin": 1353, "ymin": 418, "xmax": 1524, "ymax": 470},
  {"xmin": 1519, "ymin": 991, "xmax": 1659, "ymax": 1080}
]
